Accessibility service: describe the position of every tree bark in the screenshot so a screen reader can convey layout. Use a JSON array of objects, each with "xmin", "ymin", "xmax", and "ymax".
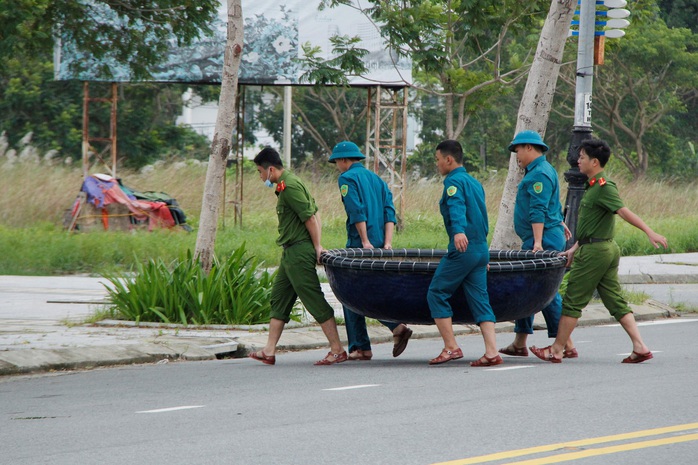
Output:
[
  {"xmin": 194, "ymin": 0, "xmax": 244, "ymax": 272},
  {"xmin": 490, "ymin": 0, "xmax": 576, "ymax": 250}
]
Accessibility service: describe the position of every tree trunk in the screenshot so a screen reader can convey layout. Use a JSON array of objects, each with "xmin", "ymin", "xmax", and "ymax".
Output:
[
  {"xmin": 194, "ymin": 0, "xmax": 244, "ymax": 272},
  {"xmin": 490, "ymin": 0, "xmax": 576, "ymax": 250}
]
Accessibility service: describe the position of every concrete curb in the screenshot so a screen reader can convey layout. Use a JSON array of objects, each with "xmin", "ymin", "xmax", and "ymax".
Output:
[
  {"xmin": 620, "ymin": 274, "xmax": 698, "ymax": 285},
  {"xmin": 0, "ymin": 301, "xmax": 679, "ymax": 377},
  {"xmin": 0, "ymin": 343, "xmax": 215, "ymax": 376}
]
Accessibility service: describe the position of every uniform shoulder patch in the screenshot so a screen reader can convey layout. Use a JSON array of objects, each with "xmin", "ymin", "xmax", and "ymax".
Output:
[
  {"xmin": 447, "ymin": 185, "xmax": 458, "ymax": 197},
  {"xmin": 340, "ymin": 184, "xmax": 349, "ymax": 197},
  {"xmin": 533, "ymin": 181, "xmax": 543, "ymax": 194}
]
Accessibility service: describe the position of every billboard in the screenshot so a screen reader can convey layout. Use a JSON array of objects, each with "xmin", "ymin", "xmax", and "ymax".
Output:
[{"xmin": 54, "ymin": 0, "xmax": 412, "ymax": 86}]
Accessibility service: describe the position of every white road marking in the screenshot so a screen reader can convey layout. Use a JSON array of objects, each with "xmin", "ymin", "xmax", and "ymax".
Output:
[
  {"xmin": 603, "ymin": 319, "xmax": 698, "ymax": 328},
  {"xmin": 136, "ymin": 405, "xmax": 205, "ymax": 414},
  {"xmin": 618, "ymin": 351, "xmax": 663, "ymax": 356},
  {"xmin": 484, "ymin": 365, "xmax": 535, "ymax": 371},
  {"xmin": 323, "ymin": 384, "xmax": 380, "ymax": 391},
  {"xmin": 637, "ymin": 319, "xmax": 698, "ymax": 326}
]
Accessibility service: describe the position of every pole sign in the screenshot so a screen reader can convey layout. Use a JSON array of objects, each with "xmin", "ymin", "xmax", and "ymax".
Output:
[{"xmin": 571, "ymin": 0, "xmax": 630, "ymax": 39}]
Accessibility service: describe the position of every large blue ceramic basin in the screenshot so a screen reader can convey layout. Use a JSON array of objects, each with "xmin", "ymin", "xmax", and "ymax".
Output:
[{"xmin": 320, "ymin": 249, "xmax": 566, "ymax": 325}]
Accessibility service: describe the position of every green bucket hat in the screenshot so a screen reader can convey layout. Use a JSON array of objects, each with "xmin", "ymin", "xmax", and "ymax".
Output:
[
  {"xmin": 329, "ymin": 141, "xmax": 366, "ymax": 163},
  {"xmin": 508, "ymin": 130, "xmax": 549, "ymax": 152}
]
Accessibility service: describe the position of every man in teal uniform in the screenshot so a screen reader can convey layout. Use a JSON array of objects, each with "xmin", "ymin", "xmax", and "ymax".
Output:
[
  {"xmin": 329, "ymin": 141, "xmax": 412, "ymax": 361},
  {"xmin": 249, "ymin": 147, "xmax": 347, "ymax": 366},
  {"xmin": 531, "ymin": 139, "xmax": 667, "ymax": 363},
  {"xmin": 427, "ymin": 140, "xmax": 502, "ymax": 367},
  {"xmin": 498, "ymin": 130, "xmax": 576, "ymax": 358}
]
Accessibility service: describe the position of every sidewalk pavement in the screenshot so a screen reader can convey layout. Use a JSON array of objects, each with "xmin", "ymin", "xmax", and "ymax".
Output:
[{"xmin": 1, "ymin": 253, "xmax": 697, "ymax": 376}]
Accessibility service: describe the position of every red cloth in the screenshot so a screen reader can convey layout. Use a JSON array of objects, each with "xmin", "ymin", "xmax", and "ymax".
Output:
[{"xmin": 90, "ymin": 179, "xmax": 176, "ymax": 230}]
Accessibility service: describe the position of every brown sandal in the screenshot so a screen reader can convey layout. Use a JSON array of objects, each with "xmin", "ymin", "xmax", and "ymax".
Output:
[
  {"xmin": 429, "ymin": 348, "xmax": 463, "ymax": 365},
  {"xmin": 314, "ymin": 351, "xmax": 348, "ymax": 366},
  {"xmin": 470, "ymin": 354, "xmax": 503, "ymax": 367},
  {"xmin": 498, "ymin": 344, "xmax": 529, "ymax": 357},
  {"xmin": 530, "ymin": 345, "xmax": 562, "ymax": 363},
  {"xmin": 563, "ymin": 348, "xmax": 579, "ymax": 359},
  {"xmin": 392, "ymin": 326, "xmax": 413, "ymax": 357},
  {"xmin": 249, "ymin": 350, "xmax": 276, "ymax": 365},
  {"xmin": 622, "ymin": 351, "xmax": 653, "ymax": 364},
  {"xmin": 348, "ymin": 350, "xmax": 372, "ymax": 361}
]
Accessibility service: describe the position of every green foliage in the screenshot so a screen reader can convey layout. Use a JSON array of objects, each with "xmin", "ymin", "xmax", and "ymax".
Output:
[
  {"xmin": 592, "ymin": 20, "xmax": 698, "ymax": 179},
  {"xmin": 0, "ymin": 0, "xmax": 219, "ymax": 80},
  {"xmin": 0, "ymin": 63, "xmax": 213, "ymax": 166},
  {"xmin": 658, "ymin": 0, "xmax": 698, "ymax": 32},
  {"xmin": 311, "ymin": 0, "xmax": 548, "ymax": 141},
  {"xmin": 0, "ymin": 55, "xmax": 83, "ymax": 154},
  {"xmin": 0, "ymin": 1, "xmax": 218, "ymax": 166},
  {"xmin": 298, "ymin": 36, "xmax": 369, "ymax": 86},
  {"xmin": 102, "ymin": 246, "xmax": 282, "ymax": 326},
  {"xmin": 550, "ymin": 1, "xmax": 698, "ymax": 180}
]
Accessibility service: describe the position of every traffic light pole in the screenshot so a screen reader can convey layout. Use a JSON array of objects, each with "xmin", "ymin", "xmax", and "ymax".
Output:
[{"xmin": 564, "ymin": 0, "xmax": 596, "ymax": 249}]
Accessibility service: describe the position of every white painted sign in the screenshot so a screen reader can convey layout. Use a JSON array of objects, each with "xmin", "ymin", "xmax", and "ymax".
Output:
[{"xmin": 55, "ymin": 0, "xmax": 412, "ymax": 86}]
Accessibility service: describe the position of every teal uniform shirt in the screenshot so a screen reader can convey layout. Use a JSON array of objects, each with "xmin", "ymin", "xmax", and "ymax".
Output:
[
  {"xmin": 274, "ymin": 171, "xmax": 318, "ymax": 247},
  {"xmin": 513, "ymin": 156, "xmax": 565, "ymax": 337},
  {"xmin": 576, "ymin": 170, "xmax": 624, "ymax": 241},
  {"xmin": 440, "ymin": 166, "xmax": 489, "ymax": 252},
  {"xmin": 514, "ymin": 155, "xmax": 565, "ymax": 248},
  {"xmin": 338, "ymin": 163, "xmax": 397, "ymax": 247},
  {"xmin": 338, "ymin": 162, "xmax": 400, "ymax": 351},
  {"xmin": 428, "ymin": 166, "xmax": 494, "ymax": 323}
]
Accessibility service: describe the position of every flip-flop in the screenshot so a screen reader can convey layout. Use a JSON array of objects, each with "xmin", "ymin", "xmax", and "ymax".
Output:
[
  {"xmin": 622, "ymin": 351, "xmax": 653, "ymax": 364},
  {"xmin": 530, "ymin": 345, "xmax": 562, "ymax": 363},
  {"xmin": 498, "ymin": 345, "xmax": 529, "ymax": 357},
  {"xmin": 249, "ymin": 350, "xmax": 276, "ymax": 365}
]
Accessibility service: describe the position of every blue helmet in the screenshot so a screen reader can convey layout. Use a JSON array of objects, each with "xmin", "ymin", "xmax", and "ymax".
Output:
[
  {"xmin": 508, "ymin": 130, "xmax": 549, "ymax": 152},
  {"xmin": 329, "ymin": 141, "xmax": 366, "ymax": 163}
]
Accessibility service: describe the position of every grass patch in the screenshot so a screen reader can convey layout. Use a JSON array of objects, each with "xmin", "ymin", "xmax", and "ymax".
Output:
[
  {"xmin": 673, "ymin": 303, "xmax": 698, "ymax": 314},
  {"xmin": 100, "ymin": 245, "xmax": 289, "ymax": 326},
  {"xmin": 622, "ymin": 288, "xmax": 652, "ymax": 305},
  {"xmin": 1, "ymin": 161, "xmax": 696, "ymax": 276}
]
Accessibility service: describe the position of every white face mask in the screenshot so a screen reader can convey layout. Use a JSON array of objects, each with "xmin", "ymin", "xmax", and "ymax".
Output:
[{"xmin": 264, "ymin": 169, "xmax": 273, "ymax": 188}]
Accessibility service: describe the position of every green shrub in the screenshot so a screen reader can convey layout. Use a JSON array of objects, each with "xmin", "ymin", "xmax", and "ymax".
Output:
[{"xmin": 101, "ymin": 245, "xmax": 284, "ymax": 326}]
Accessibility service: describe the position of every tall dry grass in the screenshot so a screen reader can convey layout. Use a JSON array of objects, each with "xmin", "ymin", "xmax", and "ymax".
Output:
[
  {"xmin": 1, "ymin": 159, "xmax": 696, "ymax": 275},
  {"xmin": 2, "ymin": 160, "xmax": 696, "ymax": 232}
]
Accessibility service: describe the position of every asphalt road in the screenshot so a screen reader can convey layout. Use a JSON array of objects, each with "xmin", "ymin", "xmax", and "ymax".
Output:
[{"xmin": 2, "ymin": 317, "xmax": 697, "ymax": 465}]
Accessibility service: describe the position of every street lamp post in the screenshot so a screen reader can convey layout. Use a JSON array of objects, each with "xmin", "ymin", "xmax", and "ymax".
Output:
[
  {"xmin": 564, "ymin": 0, "xmax": 631, "ymax": 249},
  {"xmin": 563, "ymin": 0, "xmax": 596, "ymax": 249}
]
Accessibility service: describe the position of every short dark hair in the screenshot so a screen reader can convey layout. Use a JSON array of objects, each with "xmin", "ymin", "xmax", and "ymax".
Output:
[
  {"xmin": 254, "ymin": 147, "xmax": 283, "ymax": 169},
  {"xmin": 436, "ymin": 140, "xmax": 463, "ymax": 164},
  {"xmin": 580, "ymin": 139, "xmax": 611, "ymax": 167}
]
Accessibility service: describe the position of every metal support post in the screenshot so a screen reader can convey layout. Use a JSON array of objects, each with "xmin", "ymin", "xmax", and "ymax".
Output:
[{"xmin": 564, "ymin": 0, "xmax": 596, "ymax": 248}]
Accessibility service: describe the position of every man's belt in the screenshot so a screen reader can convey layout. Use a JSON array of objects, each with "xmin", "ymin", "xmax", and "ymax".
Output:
[
  {"xmin": 282, "ymin": 239, "xmax": 310, "ymax": 249},
  {"xmin": 578, "ymin": 237, "xmax": 612, "ymax": 246}
]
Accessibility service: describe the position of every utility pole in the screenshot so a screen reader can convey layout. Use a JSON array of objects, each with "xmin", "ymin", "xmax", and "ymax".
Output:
[
  {"xmin": 563, "ymin": 0, "xmax": 596, "ymax": 249},
  {"xmin": 564, "ymin": 0, "xmax": 630, "ymax": 248},
  {"xmin": 283, "ymin": 86, "xmax": 292, "ymax": 168}
]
